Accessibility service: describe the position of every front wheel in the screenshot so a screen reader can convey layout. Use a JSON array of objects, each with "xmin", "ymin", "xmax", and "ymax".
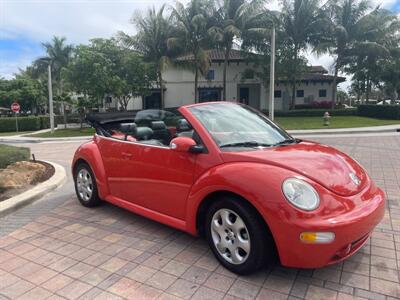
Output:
[
  {"xmin": 74, "ymin": 163, "xmax": 100, "ymax": 207},
  {"xmin": 205, "ymin": 197, "xmax": 272, "ymax": 275}
]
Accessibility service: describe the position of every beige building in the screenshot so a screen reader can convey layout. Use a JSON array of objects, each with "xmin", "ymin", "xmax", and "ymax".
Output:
[{"xmin": 113, "ymin": 49, "xmax": 345, "ymax": 111}]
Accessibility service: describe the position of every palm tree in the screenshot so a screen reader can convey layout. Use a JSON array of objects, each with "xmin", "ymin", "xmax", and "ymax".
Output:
[
  {"xmin": 118, "ymin": 5, "xmax": 173, "ymax": 109},
  {"xmin": 169, "ymin": 0, "xmax": 213, "ymax": 103},
  {"xmin": 35, "ymin": 36, "xmax": 73, "ymax": 124},
  {"xmin": 318, "ymin": 0, "xmax": 371, "ymax": 107},
  {"xmin": 280, "ymin": 0, "xmax": 325, "ymax": 109},
  {"xmin": 347, "ymin": 8, "xmax": 400, "ymax": 102},
  {"xmin": 208, "ymin": 0, "xmax": 266, "ymax": 100}
]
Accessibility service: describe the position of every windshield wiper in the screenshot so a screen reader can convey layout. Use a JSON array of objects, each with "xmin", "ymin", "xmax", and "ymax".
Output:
[
  {"xmin": 273, "ymin": 138, "xmax": 300, "ymax": 146},
  {"xmin": 220, "ymin": 141, "xmax": 272, "ymax": 148}
]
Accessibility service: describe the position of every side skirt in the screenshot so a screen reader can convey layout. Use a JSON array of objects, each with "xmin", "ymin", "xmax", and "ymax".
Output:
[{"xmin": 104, "ymin": 195, "xmax": 188, "ymax": 233}]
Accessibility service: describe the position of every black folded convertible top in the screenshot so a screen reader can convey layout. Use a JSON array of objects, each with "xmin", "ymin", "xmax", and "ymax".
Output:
[{"xmin": 86, "ymin": 111, "xmax": 136, "ymax": 125}]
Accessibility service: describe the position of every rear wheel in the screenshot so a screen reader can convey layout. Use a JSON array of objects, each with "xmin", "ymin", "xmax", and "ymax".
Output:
[
  {"xmin": 74, "ymin": 163, "xmax": 100, "ymax": 207},
  {"xmin": 205, "ymin": 196, "xmax": 272, "ymax": 274}
]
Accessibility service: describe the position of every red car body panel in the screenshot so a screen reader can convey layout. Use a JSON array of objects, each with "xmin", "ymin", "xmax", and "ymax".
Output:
[{"xmin": 72, "ymin": 102, "xmax": 385, "ymax": 268}]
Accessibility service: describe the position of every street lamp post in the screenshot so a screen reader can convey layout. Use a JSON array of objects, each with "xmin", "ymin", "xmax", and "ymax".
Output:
[
  {"xmin": 269, "ymin": 25, "xmax": 275, "ymax": 121},
  {"xmin": 47, "ymin": 63, "xmax": 55, "ymax": 134}
]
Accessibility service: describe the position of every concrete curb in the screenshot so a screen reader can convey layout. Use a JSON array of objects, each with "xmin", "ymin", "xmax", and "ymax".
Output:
[
  {"xmin": 0, "ymin": 136, "xmax": 92, "ymax": 143},
  {"xmin": 0, "ymin": 161, "xmax": 67, "ymax": 217}
]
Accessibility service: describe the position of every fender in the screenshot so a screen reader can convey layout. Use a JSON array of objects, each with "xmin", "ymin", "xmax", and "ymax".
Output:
[
  {"xmin": 72, "ymin": 138, "xmax": 109, "ymax": 199},
  {"xmin": 185, "ymin": 162, "xmax": 297, "ymax": 238}
]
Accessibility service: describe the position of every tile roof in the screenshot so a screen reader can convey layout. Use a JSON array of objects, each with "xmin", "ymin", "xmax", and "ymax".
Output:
[
  {"xmin": 176, "ymin": 49, "xmax": 245, "ymax": 62},
  {"xmin": 176, "ymin": 49, "xmax": 345, "ymax": 83}
]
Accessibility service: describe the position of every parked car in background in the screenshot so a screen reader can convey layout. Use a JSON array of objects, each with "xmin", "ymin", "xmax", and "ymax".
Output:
[
  {"xmin": 377, "ymin": 100, "xmax": 400, "ymax": 105},
  {"xmin": 72, "ymin": 102, "xmax": 385, "ymax": 274}
]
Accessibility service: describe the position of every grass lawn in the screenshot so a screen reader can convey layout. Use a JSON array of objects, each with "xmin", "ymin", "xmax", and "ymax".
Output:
[
  {"xmin": 0, "ymin": 144, "xmax": 30, "ymax": 169},
  {"xmin": 27, "ymin": 128, "xmax": 95, "ymax": 138},
  {"xmin": 0, "ymin": 131, "xmax": 33, "ymax": 136},
  {"xmin": 275, "ymin": 116, "xmax": 400, "ymax": 130}
]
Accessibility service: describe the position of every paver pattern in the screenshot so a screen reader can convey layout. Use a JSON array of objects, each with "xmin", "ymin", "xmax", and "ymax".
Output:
[{"xmin": 0, "ymin": 134, "xmax": 399, "ymax": 300}]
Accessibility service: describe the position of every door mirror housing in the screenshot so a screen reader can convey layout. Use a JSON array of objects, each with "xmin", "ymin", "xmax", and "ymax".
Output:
[{"xmin": 170, "ymin": 137, "xmax": 198, "ymax": 152}]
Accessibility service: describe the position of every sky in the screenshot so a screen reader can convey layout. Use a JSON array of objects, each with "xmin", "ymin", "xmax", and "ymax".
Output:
[{"xmin": 1, "ymin": 0, "xmax": 399, "ymax": 89}]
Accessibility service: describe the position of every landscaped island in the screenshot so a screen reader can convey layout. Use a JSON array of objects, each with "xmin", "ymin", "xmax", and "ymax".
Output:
[{"xmin": 0, "ymin": 144, "xmax": 54, "ymax": 201}]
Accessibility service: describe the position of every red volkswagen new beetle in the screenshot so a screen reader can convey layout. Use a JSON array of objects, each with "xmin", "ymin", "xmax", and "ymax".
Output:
[{"xmin": 72, "ymin": 102, "xmax": 385, "ymax": 274}]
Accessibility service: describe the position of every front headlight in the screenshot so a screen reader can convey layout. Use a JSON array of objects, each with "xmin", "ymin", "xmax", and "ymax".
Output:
[{"xmin": 282, "ymin": 178, "xmax": 320, "ymax": 211}]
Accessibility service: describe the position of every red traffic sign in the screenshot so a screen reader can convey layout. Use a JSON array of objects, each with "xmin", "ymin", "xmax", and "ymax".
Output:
[{"xmin": 11, "ymin": 102, "xmax": 20, "ymax": 113}]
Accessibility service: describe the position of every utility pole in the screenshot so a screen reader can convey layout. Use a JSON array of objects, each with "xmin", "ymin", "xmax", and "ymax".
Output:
[
  {"xmin": 269, "ymin": 25, "xmax": 275, "ymax": 121},
  {"xmin": 48, "ymin": 63, "xmax": 55, "ymax": 134}
]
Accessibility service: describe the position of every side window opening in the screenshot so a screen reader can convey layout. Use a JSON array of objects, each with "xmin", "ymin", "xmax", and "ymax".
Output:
[{"xmin": 89, "ymin": 109, "xmax": 201, "ymax": 148}]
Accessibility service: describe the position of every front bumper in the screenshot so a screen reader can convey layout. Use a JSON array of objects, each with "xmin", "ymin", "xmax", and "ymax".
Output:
[{"xmin": 272, "ymin": 185, "xmax": 385, "ymax": 268}]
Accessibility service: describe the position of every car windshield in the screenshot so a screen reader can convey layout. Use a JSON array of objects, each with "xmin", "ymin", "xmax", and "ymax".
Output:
[{"xmin": 189, "ymin": 103, "xmax": 294, "ymax": 150}]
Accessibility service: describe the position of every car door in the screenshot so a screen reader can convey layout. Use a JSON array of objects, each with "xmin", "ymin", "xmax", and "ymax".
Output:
[
  {"xmin": 96, "ymin": 136, "xmax": 142, "ymax": 200},
  {"xmin": 117, "ymin": 142, "xmax": 197, "ymax": 220}
]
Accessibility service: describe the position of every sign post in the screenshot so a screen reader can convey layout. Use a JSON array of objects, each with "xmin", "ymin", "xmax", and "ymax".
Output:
[{"xmin": 11, "ymin": 102, "xmax": 20, "ymax": 132}]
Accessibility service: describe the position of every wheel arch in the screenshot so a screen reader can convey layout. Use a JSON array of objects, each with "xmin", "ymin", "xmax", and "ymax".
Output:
[
  {"xmin": 72, "ymin": 141, "xmax": 109, "ymax": 199},
  {"xmin": 195, "ymin": 190, "xmax": 275, "ymax": 246}
]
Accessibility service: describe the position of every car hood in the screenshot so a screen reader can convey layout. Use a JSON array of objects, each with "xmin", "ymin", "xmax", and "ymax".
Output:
[{"xmin": 220, "ymin": 141, "xmax": 368, "ymax": 197}]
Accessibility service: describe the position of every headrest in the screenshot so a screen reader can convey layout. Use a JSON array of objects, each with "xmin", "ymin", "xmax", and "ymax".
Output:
[
  {"xmin": 136, "ymin": 127, "xmax": 153, "ymax": 140},
  {"xmin": 176, "ymin": 119, "xmax": 192, "ymax": 132},
  {"xmin": 119, "ymin": 123, "xmax": 137, "ymax": 134},
  {"xmin": 151, "ymin": 121, "xmax": 167, "ymax": 130}
]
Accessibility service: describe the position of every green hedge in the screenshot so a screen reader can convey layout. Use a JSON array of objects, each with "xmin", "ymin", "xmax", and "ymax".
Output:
[
  {"xmin": 0, "ymin": 116, "xmax": 42, "ymax": 132},
  {"xmin": 0, "ymin": 114, "xmax": 83, "ymax": 132},
  {"xmin": 0, "ymin": 144, "xmax": 30, "ymax": 169},
  {"xmin": 262, "ymin": 108, "xmax": 357, "ymax": 117},
  {"xmin": 357, "ymin": 105, "xmax": 400, "ymax": 119}
]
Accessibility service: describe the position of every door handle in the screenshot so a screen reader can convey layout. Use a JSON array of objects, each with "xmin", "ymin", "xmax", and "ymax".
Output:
[{"xmin": 121, "ymin": 152, "xmax": 133, "ymax": 159}]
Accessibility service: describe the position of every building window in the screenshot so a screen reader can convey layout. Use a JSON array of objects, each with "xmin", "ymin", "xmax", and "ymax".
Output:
[
  {"xmin": 199, "ymin": 88, "xmax": 221, "ymax": 102},
  {"xmin": 319, "ymin": 89, "xmax": 327, "ymax": 97},
  {"xmin": 296, "ymin": 90, "xmax": 304, "ymax": 98},
  {"xmin": 144, "ymin": 91, "xmax": 161, "ymax": 109},
  {"xmin": 274, "ymin": 90, "xmax": 282, "ymax": 98},
  {"xmin": 206, "ymin": 70, "xmax": 215, "ymax": 80}
]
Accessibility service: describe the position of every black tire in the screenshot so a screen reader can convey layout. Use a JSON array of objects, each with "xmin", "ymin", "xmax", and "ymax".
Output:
[
  {"xmin": 205, "ymin": 196, "xmax": 272, "ymax": 275},
  {"xmin": 74, "ymin": 162, "xmax": 101, "ymax": 207}
]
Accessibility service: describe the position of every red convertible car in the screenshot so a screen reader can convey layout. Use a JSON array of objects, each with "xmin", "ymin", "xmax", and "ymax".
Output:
[{"xmin": 72, "ymin": 102, "xmax": 385, "ymax": 274}]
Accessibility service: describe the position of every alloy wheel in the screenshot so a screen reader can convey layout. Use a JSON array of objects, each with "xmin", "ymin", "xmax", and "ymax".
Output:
[
  {"xmin": 211, "ymin": 208, "xmax": 251, "ymax": 264},
  {"xmin": 76, "ymin": 168, "xmax": 93, "ymax": 202}
]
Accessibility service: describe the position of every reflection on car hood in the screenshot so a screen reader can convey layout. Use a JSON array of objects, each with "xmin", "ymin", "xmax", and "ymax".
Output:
[{"xmin": 220, "ymin": 141, "xmax": 368, "ymax": 197}]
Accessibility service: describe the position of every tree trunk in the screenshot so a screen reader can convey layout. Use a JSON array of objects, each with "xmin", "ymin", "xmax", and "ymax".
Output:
[
  {"xmin": 366, "ymin": 72, "xmax": 370, "ymax": 103},
  {"xmin": 60, "ymin": 80, "xmax": 67, "ymax": 129},
  {"xmin": 291, "ymin": 82, "xmax": 296, "ymax": 110},
  {"xmin": 223, "ymin": 46, "xmax": 231, "ymax": 101},
  {"xmin": 331, "ymin": 60, "xmax": 339, "ymax": 109},
  {"xmin": 158, "ymin": 71, "xmax": 165, "ymax": 109},
  {"xmin": 290, "ymin": 46, "xmax": 299, "ymax": 110},
  {"xmin": 194, "ymin": 64, "xmax": 199, "ymax": 103}
]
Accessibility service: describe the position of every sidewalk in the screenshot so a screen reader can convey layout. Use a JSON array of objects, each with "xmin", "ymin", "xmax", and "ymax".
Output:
[{"xmin": 287, "ymin": 124, "xmax": 400, "ymax": 135}]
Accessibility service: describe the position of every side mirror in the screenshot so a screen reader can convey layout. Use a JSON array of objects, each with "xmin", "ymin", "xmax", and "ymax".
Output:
[{"xmin": 170, "ymin": 137, "xmax": 198, "ymax": 152}]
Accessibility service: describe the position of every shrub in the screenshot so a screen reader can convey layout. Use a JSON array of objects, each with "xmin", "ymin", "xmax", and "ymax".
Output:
[
  {"xmin": 0, "ymin": 144, "xmax": 30, "ymax": 169},
  {"xmin": 312, "ymin": 101, "xmax": 332, "ymax": 109},
  {"xmin": 0, "ymin": 116, "xmax": 41, "ymax": 132},
  {"xmin": 39, "ymin": 116, "xmax": 50, "ymax": 129},
  {"xmin": 357, "ymin": 105, "xmax": 400, "ymax": 119}
]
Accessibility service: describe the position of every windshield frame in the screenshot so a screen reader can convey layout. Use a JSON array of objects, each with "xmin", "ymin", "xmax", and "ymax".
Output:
[{"xmin": 187, "ymin": 102, "xmax": 294, "ymax": 151}]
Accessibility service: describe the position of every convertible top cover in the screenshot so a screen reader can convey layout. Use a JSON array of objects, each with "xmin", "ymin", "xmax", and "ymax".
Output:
[{"xmin": 86, "ymin": 111, "xmax": 136, "ymax": 125}]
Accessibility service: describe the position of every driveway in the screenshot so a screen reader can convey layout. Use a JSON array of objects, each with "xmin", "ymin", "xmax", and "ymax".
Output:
[{"xmin": 0, "ymin": 134, "xmax": 399, "ymax": 300}]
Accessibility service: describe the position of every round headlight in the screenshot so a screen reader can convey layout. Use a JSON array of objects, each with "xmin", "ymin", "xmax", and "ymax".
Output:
[{"xmin": 282, "ymin": 178, "xmax": 320, "ymax": 211}]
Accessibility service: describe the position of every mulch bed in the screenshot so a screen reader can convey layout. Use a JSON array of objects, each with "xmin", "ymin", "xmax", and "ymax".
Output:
[{"xmin": 0, "ymin": 160, "xmax": 55, "ymax": 202}]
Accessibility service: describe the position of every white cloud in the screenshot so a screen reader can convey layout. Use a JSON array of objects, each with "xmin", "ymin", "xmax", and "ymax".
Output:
[
  {"xmin": 0, "ymin": 0, "xmax": 176, "ymax": 44},
  {"xmin": 0, "ymin": 0, "xmax": 397, "ymax": 83}
]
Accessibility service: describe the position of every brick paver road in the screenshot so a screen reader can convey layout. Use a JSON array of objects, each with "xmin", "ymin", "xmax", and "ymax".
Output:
[{"xmin": 0, "ymin": 134, "xmax": 399, "ymax": 300}]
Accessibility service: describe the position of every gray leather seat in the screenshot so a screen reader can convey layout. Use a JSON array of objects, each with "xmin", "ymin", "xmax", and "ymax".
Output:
[
  {"xmin": 151, "ymin": 121, "xmax": 171, "ymax": 145},
  {"xmin": 176, "ymin": 119, "xmax": 193, "ymax": 138}
]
